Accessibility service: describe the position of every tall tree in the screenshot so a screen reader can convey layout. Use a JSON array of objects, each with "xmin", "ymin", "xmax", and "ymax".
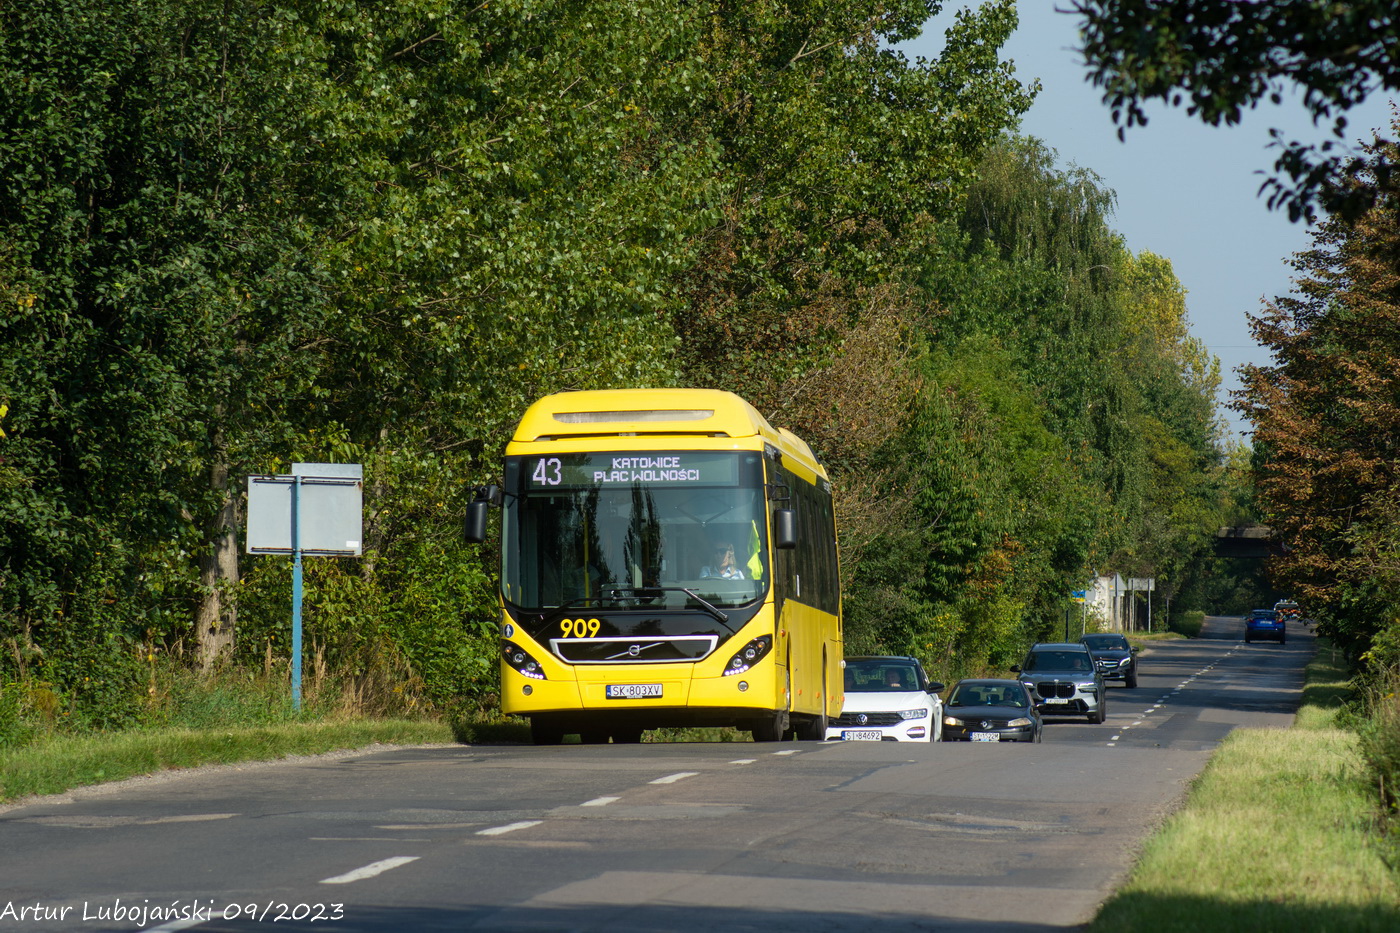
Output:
[
  {"xmin": 0, "ymin": 1, "xmax": 336, "ymax": 689},
  {"xmin": 1237, "ymin": 121, "xmax": 1400, "ymax": 659}
]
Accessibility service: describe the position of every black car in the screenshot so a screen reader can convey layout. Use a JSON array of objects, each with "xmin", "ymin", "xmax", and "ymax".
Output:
[
  {"xmin": 1012, "ymin": 642, "xmax": 1107, "ymax": 723},
  {"xmin": 1080, "ymin": 632, "xmax": 1140, "ymax": 688},
  {"xmin": 941, "ymin": 679, "xmax": 1042, "ymax": 743}
]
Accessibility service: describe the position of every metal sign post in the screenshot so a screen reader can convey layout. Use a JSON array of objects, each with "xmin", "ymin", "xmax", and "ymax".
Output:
[
  {"xmin": 291, "ymin": 474, "xmax": 303, "ymax": 710},
  {"xmin": 247, "ymin": 463, "xmax": 363, "ymax": 711}
]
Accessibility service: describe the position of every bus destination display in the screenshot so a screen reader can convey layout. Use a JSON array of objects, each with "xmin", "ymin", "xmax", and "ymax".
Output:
[{"xmin": 527, "ymin": 453, "xmax": 738, "ymax": 488}]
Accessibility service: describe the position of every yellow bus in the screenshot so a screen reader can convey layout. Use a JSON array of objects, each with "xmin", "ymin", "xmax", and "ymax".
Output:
[{"xmin": 466, "ymin": 388, "xmax": 843, "ymax": 744}]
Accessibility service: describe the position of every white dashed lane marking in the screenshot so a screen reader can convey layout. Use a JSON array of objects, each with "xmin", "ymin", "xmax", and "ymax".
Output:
[
  {"xmin": 475, "ymin": 821, "xmax": 543, "ymax": 837},
  {"xmin": 1109, "ymin": 650, "xmax": 1242, "ymax": 745},
  {"xmin": 320, "ymin": 856, "xmax": 420, "ymax": 884}
]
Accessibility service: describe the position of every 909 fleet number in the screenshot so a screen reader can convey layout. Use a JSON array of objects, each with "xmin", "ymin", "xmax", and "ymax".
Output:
[{"xmin": 559, "ymin": 618, "xmax": 601, "ymax": 638}]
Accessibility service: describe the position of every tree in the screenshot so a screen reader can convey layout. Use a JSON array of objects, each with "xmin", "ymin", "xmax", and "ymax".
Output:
[
  {"xmin": 1070, "ymin": 0, "xmax": 1400, "ymax": 221},
  {"xmin": 0, "ymin": 1, "xmax": 334, "ymax": 694},
  {"xmin": 1237, "ymin": 119, "xmax": 1400, "ymax": 659}
]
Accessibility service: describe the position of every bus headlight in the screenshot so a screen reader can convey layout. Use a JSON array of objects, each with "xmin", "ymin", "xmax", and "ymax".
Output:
[
  {"xmin": 502, "ymin": 642, "xmax": 547, "ymax": 680},
  {"xmin": 722, "ymin": 635, "xmax": 773, "ymax": 676}
]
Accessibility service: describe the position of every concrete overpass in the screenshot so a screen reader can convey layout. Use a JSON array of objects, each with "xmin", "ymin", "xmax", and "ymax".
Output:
[{"xmin": 1214, "ymin": 523, "xmax": 1282, "ymax": 559}]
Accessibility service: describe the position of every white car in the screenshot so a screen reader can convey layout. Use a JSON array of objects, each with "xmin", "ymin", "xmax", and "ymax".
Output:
[{"xmin": 826, "ymin": 656, "xmax": 945, "ymax": 742}]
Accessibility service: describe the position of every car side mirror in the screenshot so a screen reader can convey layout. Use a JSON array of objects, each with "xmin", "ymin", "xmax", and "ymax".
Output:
[
  {"xmin": 927, "ymin": 681, "xmax": 945, "ymax": 694},
  {"xmin": 1131, "ymin": 646, "xmax": 1140, "ymax": 653},
  {"xmin": 1009, "ymin": 665, "xmax": 1021, "ymax": 673}
]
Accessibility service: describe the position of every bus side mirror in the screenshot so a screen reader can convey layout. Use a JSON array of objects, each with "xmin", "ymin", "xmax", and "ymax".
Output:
[
  {"xmin": 464, "ymin": 484, "xmax": 499, "ymax": 544},
  {"xmin": 773, "ymin": 508, "xmax": 797, "ymax": 549},
  {"xmin": 464, "ymin": 500, "xmax": 490, "ymax": 543}
]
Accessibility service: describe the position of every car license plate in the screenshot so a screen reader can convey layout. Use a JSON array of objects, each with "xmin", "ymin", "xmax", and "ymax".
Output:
[
  {"xmin": 841, "ymin": 730, "xmax": 883, "ymax": 741},
  {"xmin": 971, "ymin": 732, "xmax": 1001, "ymax": 742},
  {"xmin": 605, "ymin": 683, "xmax": 662, "ymax": 699},
  {"xmin": 1043, "ymin": 698, "xmax": 1070, "ymax": 705}
]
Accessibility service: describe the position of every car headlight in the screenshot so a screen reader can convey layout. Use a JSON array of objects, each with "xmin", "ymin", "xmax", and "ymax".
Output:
[
  {"xmin": 898, "ymin": 708, "xmax": 928, "ymax": 720},
  {"xmin": 1007, "ymin": 717, "xmax": 1033, "ymax": 727},
  {"xmin": 1081, "ymin": 684, "xmax": 1098, "ymax": 694},
  {"xmin": 942, "ymin": 715, "xmax": 963, "ymax": 727},
  {"xmin": 1118, "ymin": 657, "xmax": 1133, "ymax": 667}
]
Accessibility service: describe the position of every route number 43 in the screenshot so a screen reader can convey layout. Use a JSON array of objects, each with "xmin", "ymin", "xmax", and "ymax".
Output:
[{"xmin": 533, "ymin": 457, "xmax": 562, "ymax": 485}]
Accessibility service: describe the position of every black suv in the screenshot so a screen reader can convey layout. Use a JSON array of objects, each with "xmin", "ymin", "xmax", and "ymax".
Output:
[
  {"xmin": 1012, "ymin": 642, "xmax": 1107, "ymax": 723},
  {"xmin": 1080, "ymin": 632, "xmax": 1140, "ymax": 688}
]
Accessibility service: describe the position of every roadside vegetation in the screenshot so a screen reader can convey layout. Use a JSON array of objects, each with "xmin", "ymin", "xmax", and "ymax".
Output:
[
  {"xmin": 1, "ymin": 1, "xmax": 1240, "ymax": 752},
  {"xmin": 1090, "ymin": 641, "xmax": 1400, "ymax": 932},
  {"xmin": 0, "ymin": 719, "xmax": 451, "ymax": 803}
]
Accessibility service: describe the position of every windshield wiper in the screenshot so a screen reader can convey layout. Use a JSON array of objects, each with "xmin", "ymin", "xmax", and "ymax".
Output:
[
  {"xmin": 536, "ymin": 587, "xmax": 732, "ymax": 629},
  {"xmin": 603, "ymin": 586, "xmax": 732, "ymax": 627},
  {"xmin": 680, "ymin": 588, "xmax": 731, "ymax": 626},
  {"xmin": 538, "ymin": 596, "xmax": 610, "ymax": 629}
]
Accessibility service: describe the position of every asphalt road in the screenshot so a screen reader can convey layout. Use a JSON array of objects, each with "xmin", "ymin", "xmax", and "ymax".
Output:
[{"xmin": 0, "ymin": 615, "xmax": 1316, "ymax": 933}]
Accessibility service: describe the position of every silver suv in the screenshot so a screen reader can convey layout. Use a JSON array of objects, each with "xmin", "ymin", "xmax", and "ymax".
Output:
[{"xmin": 1012, "ymin": 643, "xmax": 1107, "ymax": 723}]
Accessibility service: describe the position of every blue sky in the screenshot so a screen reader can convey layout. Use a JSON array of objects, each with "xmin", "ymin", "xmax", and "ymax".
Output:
[{"xmin": 902, "ymin": 4, "xmax": 1397, "ymax": 443}]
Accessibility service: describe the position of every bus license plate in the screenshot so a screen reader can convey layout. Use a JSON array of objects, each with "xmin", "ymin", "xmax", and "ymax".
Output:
[
  {"xmin": 971, "ymin": 732, "xmax": 1001, "ymax": 742},
  {"xmin": 841, "ymin": 730, "xmax": 883, "ymax": 741},
  {"xmin": 606, "ymin": 684, "xmax": 662, "ymax": 700}
]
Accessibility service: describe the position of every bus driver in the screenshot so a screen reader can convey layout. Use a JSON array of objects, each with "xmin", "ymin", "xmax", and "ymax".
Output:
[{"xmin": 701, "ymin": 541, "xmax": 745, "ymax": 580}]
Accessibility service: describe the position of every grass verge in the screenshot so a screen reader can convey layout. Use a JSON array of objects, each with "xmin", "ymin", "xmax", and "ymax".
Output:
[
  {"xmin": 0, "ymin": 719, "xmax": 452, "ymax": 803},
  {"xmin": 1088, "ymin": 640, "xmax": 1400, "ymax": 932}
]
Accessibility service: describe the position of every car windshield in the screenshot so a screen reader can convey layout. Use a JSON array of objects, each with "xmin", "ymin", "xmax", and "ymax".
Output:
[
  {"xmin": 844, "ymin": 660, "xmax": 921, "ymax": 693},
  {"xmin": 1081, "ymin": 634, "xmax": 1130, "ymax": 650},
  {"xmin": 1023, "ymin": 650, "xmax": 1093, "ymax": 672},
  {"xmin": 948, "ymin": 683, "xmax": 1028, "ymax": 708}
]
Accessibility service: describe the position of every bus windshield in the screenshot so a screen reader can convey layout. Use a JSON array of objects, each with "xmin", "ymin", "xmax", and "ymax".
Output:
[{"xmin": 502, "ymin": 451, "xmax": 770, "ymax": 611}]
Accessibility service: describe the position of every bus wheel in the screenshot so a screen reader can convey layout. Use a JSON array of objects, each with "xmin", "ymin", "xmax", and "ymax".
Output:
[
  {"xmin": 611, "ymin": 727, "xmax": 644, "ymax": 744},
  {"xmin": 579, "ymin": 729, "xmax": 610, "ymax": 744},
  {"xmin": 530, "ymin": 718, "xmax": 564, "ymax": 746},
  {"xmin": 751, "ymin": 711, "xmax": 788, "ymax": 742},
  {"xmin": 794, "ymin": 712, "xmax": 827, "ymax": 741}
]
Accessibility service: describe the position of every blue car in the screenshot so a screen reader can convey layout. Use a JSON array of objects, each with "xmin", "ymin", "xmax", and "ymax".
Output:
[{"xmin": 1245, "ymin": 609, "xmax": 1286, "ymax": 644}]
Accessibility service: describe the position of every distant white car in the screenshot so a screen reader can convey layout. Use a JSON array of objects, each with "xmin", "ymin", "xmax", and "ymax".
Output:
[{"xmin": 826, "ymin": 656, "xmax": 945, "ymax": 742}]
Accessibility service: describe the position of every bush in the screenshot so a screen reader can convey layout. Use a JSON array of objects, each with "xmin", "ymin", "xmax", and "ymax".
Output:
[
  {"xmin": 1171, "ymin": 610, "xmax": 1205, "ymax": 638},
  {"xmin": 0, "ymin": 683, "xmax": 34, "ymax": 749},
  {"xmin": 1355, "ymin": 667, "xmax": 1400, "ymax": 864}
]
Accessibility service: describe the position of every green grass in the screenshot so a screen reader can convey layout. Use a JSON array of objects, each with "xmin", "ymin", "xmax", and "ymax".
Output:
[
  {"xmin": 1089, "ymin": 640, "xmax": 1400, "ymax": 932},
  {"xmin": 0, "ymin": 719, "xmax": 452, "ymax": 802}
]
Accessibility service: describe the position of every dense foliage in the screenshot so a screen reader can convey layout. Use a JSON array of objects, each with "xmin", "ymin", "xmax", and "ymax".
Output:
[
  {"xmin": 1, "ymin": 0, "xmax": 1231, "ymax": 730},
  {"xmin": 1238, "ymin": 116, "xmax": 1400, "ymax": 669},
  {"xmin": 1071, "ymin": 0, "xmax": 1399, "ymax": 221}
]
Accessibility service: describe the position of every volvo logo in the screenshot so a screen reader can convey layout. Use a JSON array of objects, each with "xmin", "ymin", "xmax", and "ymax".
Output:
[{"xmin": 604, "ymin": 641, "xmax": 664, "ymax": 661}]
